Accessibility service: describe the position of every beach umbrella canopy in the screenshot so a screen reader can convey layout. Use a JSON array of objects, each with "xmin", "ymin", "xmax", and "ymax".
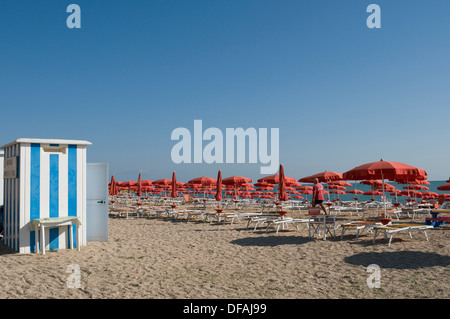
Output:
[
  {"xmin": 254, "ymin": 182, "xmax": 275, "ymax": 188},
  {"xmin": 298, "ymin": 171, "xmax": 343, "ymax": 183},
  {"xmin": 215, "ymin": 170, "xmax": 223, "ymax": 202},
  {"xmin": 403, "ymin": 185, "xmax": 429, "ymax": 190},
  {"xmin": 346, "ymin": 189, "xmax": 364, "ymax": 194},
  {"xmin": 329, "ymin": 181, "xmax": 352, "ymax": 187},
  {"xmin": 171, "ymin": 172, "xmax": 177, "ymax": 198},
  {"xmin": 258, "ymin": 174, "xmax": 296, "ymax": 185},
  {"xmin": 343, "ymin": 160, "xmax": 427, "ymax": 181},
  {"xmin": 153, "ymin": 179, "xmax": 173, "ymax": 185},
  {"xmin": 363, "ymin": 191, "xmax": 383, "ymax": 196},
  {"xmin": 222, "ymin": 176, "xmax": 253, "ymax": 185},
  {"xmin": 422, "ymin": 191, "xmax": 438, "ymax": 197},
  {"xmin": 330, "ymin": 190, "xmax": 346, "ymax": 195},
  {"xmin": 141, "ymin": 180, "xmax": 153, "ymax": 187},
  {"xmin": 188, "ymin": 176, "xmax": 217, "ymax": 185},
  {"xmin": 121, "ymin": 181, "xmax": 137, "ymax": 187},
  {"xmin": 278, "ymin": 164, "xmax": 288, "ymax": 202},
  {"xmin": 437, "ymin": 183, "xmax": 450, "ymax": 191}
]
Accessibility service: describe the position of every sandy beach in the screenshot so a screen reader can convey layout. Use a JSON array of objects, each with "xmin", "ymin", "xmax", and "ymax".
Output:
[{"xmin": 0, "ymin": 204, "xmax": 449, "ymax": 300}]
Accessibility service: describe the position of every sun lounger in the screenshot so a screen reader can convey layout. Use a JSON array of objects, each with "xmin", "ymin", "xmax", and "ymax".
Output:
[
  {"xmin": 205, "ymin": 211, "xmax": 239, "ymax": 224},
  {"xmin": 372, "ymin": 223, "xmax": 433, "ymax": 246},
  {"xmin": 263, "ymin": 217, "xmax": 311, "ymax": 234},
  {"xmin": 340, "ymin": 220, "xmax": 382, "ymax": 240}
]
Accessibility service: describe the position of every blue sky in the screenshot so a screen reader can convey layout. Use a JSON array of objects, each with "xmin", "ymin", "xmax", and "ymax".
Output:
[{"xmin": 1, "ymin": 1, "xmax": 449, "ymax": 183}]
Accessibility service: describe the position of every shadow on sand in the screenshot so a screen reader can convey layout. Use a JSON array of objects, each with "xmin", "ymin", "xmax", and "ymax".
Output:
[
  {"xmin": 230, "ymin": 235, "xmax": 313, "ymax": 247},
  {"xmin": 0, "ymin": 242, "xmax": 19, "ymax": 256},
  {"xmin": 344, "ymin": 251, "xmax": 450, "ymax": 269}
]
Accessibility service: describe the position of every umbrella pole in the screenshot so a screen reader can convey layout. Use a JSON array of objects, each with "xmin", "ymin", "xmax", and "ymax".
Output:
[{"xmin": 382, "ymin": 172, "xmax": 386, "ymax": 217}]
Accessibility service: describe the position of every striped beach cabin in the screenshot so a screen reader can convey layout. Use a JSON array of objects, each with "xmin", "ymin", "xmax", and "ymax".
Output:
[{"xmin": 1, "ymin": 138, "xmax": 91, "ymax": 253}]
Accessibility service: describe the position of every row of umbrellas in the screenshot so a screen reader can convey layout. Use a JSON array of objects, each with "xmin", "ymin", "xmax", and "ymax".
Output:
[{"xmin": 110, "ymin": 160, "xmax": 442, "ymax": 213}]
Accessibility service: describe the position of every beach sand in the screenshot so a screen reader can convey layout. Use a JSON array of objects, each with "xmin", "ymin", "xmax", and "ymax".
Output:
[{"xmin": 0, "ymin": 206, "xmax": 449, "ymax": 299}]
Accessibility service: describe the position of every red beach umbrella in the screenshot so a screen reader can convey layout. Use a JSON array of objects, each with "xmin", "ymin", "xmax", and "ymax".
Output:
[
  {"xmin": 188, "ymin": 176, "xmax": 217, "ymax": 185},
  {"xmin": 328, "ymin": 181, "xmax": 352, "ymax": 187},
  {"xmin": 222, "ymin": 176, "xmax": 252, "ymax": 185},
  {"xmin": 137, "ymin": 174, "xmax": 142, "ymax": 197},
  {"xmin": 344, "ymin": 159, "xmax": 427, "ymax": 215},
  {"xmin": 153, "ymin": 179, "xmax": 173, "ymax": 186},
  {"xmin": 437, "ymin": 183, "xmax": 450, "ymax": 191},
  {"xmin": 258, "ymin": 174, "xmax": 296, "ymax": 185},
  {"xmin": 141, "ymin": 180, "xmax": 153, "ymax": 187},
  {"xmin": 171, "ymin": 172, "xmax": 177, "ymax": 198},
  {"xmin": 109, "ymin": 175, "xmax": 118, "ymax": 196},
  {"xmin": 215, "ymin": 170, "xmax": 223, "ymax": 202},
  {"xmin": 278, "ymin": 164, "xmax": 287, "ymax": 202},
  {"xmin": 346, "ymin": 189, "xmax": 364, "ymax": 194},
  {"xmin": 298, "ymin": 171, "xmax": 343, "ymax": 183},
  {"xmin": 343, "ymin": 160, "xmax": 427, "ymax": 181}
]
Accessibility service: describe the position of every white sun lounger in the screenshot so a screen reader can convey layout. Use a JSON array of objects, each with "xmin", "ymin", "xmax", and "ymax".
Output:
[{"xmin": 372, "ymin": 223, "xmax": 433, "ymax": 246}]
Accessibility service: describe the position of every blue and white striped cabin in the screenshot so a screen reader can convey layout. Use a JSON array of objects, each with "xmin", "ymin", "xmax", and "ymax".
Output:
[{"xmin": 1, "ymin": 138, "xmax": 91, "ymax": 253}]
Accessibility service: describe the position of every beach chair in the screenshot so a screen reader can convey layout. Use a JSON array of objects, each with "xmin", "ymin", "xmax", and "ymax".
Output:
[
  {"xmin": 340, "ymin": 220, "xmax": 382, "ymax": 240},
  {"xmin": 372, "ymin": 223, "xmax": 433, "ymax": 246},
  {"xmin": 263, "ymin": 217, "xmax": 311, "ymax": 234},
  {"xmin": 307, "ymin": 207, "xmax": 337, "ymax": 240}
]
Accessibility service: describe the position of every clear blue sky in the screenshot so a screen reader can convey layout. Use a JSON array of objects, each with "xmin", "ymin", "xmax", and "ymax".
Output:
[{"xmin": 1, "ymin": 1, "xmax": 449, "ymax": 183}]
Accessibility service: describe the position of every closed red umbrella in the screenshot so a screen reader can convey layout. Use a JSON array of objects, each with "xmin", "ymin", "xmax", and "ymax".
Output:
[
  {"xmin": 137, "ymin": 174, "xmax": 142, "ymax": 197},
  {"xmin": 109, "ymin": 175, "xmax": 118, "ymax": 196},
  {"xmin": 215, "ymin": 170, "xmax": 223, "ymax": 202},
  {"xmin": 278, "ymin": 164, "xmax": 287, "ymax": 202},
  {"xmin": 171, "ymin": 172, "xmax": 177, "ymax": 198}
]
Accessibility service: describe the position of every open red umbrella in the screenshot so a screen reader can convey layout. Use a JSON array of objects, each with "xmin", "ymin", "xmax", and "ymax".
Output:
[
  {"xmin": 259, "ymin": 174, "xmax": 296, "ymax": 185},
  {"xmin": 437, "ymin": 183, "xmax": 450, "ymax": 191},
  {"xmin": 188, "ymin": 176, "xmax": 217, "ymax": 185},
  {"xmin": 222, "ymin": 176, "xmax": 252, "ymax": 200},
  {"xmin": 343, "ymin": 159, "xmax": 427, "ymax": 215},
  {"xmin": 171, "ymin": 172, "xmax": 177, "ymax": 198},
  {"xmin": 343, "ymin": 160, "xmax": 427, "ymax": 181},
  {"xmin": 299, "ymin": 171, "xmax": 343, "ymax": 202},
  {"xmin": 298, "ymin": 171, "xmax": 343, "ymax": 183},
  {"xmin": 222, "ymin": 176, "xmax": 252, "ymax": 185}
]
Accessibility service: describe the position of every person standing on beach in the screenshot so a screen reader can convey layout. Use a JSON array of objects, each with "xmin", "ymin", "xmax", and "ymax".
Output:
[{"xmin": 312, "ymin": 178, "xmax": 328, "ymax": 215}]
